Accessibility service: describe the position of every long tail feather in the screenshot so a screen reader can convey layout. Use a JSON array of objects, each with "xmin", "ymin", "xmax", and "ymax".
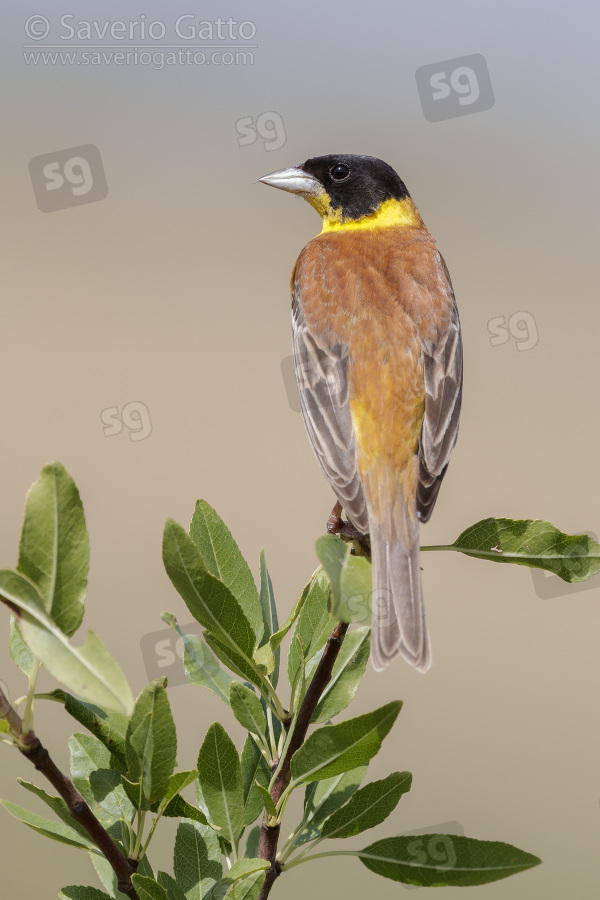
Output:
[{"xmin": 368, "ymin": 508, "xmax": 432, "ymax": 673}]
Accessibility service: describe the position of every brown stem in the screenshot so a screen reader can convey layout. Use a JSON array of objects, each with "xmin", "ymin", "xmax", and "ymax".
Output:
[
  {"xmin": 0, "ymin": 685, "xmax": 139, "ymax": 899},
  {"xmin": 257, "ymin": 620, "xmax": 349, "ymax": 899}
]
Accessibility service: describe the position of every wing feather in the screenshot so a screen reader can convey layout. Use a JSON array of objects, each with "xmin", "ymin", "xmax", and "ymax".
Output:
[
  {"xmin": 417, "ymin": 272, "xmax": 463, "ymax": 522},
  {"xmin": 291, "ymin": 288, "xmax": 369, "ymax": 533}
]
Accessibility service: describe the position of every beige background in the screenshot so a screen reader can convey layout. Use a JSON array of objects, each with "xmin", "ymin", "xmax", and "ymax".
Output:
[{"xmin": 1, "ymin": 1, "xmax": 599, "ymax": 897}]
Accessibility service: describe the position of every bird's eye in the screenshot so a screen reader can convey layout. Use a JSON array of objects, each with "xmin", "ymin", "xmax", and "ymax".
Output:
[{"xmin": 330, "ymin": 163, "xmax": 350, "ymax": 182}]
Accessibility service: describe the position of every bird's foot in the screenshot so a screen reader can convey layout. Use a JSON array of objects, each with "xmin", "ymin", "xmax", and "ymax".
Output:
[{"xmin": 326, "ymin": 502, "xmax": 370, "ymax": 556}]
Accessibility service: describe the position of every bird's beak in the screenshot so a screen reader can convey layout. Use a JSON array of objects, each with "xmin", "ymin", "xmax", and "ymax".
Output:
[{"xmin": 256, "ymin": 166, "xmax": 322, "ymax": 197}]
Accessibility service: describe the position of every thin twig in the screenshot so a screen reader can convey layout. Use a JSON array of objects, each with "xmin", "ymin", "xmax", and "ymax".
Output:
[
  {"xmin": 0, "ymin": 684, "xmax": 139, "ymax": 899},
  {"xmin": 257, "ymin": 620, "xmax": 349, "ymax": 899}
]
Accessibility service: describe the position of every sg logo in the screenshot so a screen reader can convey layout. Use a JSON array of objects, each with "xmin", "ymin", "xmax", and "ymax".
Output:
[
  {"xmin": 236, "ymin": 111, "xmax": 287, "ymax": 151},
  {"xmin": 406, "ymin": 835, "xmax": 457, "ymax": 868},
  {"xmin": 488, "ymin": 311, "xmax": 539, "ymax": 351},
  {"xmin": 399, "ymin": 822, "xmax": 464, "ymax": 890},
  {"xmin": 531, "ymin": 531, "xmax": 600, "ymax": 600},
  {"xmin": 140, "ymin": 621, "xmax": 203, "ymax": 686},
  {"xmin": 101, "ymin": 401, "xmax": 152, "ymax": 442},
  {"xmin": 29, "ymin": 144, "xmax": 108, "ymax": 212},
  {"xmin": 415, "ymin": 54, "xmax": 494, "ymax": 122}
]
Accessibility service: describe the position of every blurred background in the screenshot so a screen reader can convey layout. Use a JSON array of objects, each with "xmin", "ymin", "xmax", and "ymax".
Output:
[{"xmin": 1, "ymin": 1, "xmax": 599, "ymax": 897}]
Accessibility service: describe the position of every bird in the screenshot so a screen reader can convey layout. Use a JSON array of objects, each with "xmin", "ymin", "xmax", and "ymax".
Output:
[{"xmin": 258, "ymin": 155, "xmax": 462, "ymax": 672}]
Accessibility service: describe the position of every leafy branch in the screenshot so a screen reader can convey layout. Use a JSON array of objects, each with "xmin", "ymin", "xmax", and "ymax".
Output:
[
  {"xmin": 2, "ymin": 462, "xmax": 597, "ymax": 898},
  {"xmin": 0, "ymin": 682, "xmax": 140, "ymax": 898}
]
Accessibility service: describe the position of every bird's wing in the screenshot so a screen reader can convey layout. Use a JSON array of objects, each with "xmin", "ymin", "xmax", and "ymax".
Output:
[
  {"xmin": 291, "ymin": 287, "xmax": 369, "ymax": 533},
  {"xmin": 417, "ymin": 271, "xmax": 463, "ymax": 523}
]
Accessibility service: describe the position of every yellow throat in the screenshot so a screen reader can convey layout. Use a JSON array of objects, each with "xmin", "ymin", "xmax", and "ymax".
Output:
[{"xmin": 310, "ymin": 195, "xmax": 423, "ymax": 234}]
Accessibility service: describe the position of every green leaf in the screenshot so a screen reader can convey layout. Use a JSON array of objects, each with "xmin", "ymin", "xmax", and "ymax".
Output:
[
  {"xmin": 91, "ymin": 767, "xmax": 134, "ymax": 824},
  {"xmin": 241, "ymin": 736, "xmax": 271, "ymax": 826},
  {"xmin": 425, "ymin": 518, "xmax": 600, "ymax": 582},
  {"xmin": 157, "ymin": 873, "xmax": 187, "ymax": 900},
  {"xmin": 189, "ymin": 500, "xmax": 263, "ymax": 644},
  {"xmin": 70, "ymin": 731, "xmax": 111, "ymax": 780},
  {"xmin": 53, "ymin": 692, "xmax": 129, "ymax": 764},
  {"xmin": 226, "ymin": 870, "xmax": 266, "ymax": 900},
  {"xmin": 287, "ymin": 569, "xmax": 335, "ymax": 688},
  {"xmin": 59, "ymin": 888, "xmax": 113, "ymax": 900},
  {"xmin": 261, "ymin": 694, "xmax": 282, "ymax": 748},
  {"xmin": 311, "ymin": 627, "xmax": 370, "ymax": 724},
  {"xmin": 315, "ymin": 534, "xmax": 374, "ymax": 625},
  {"xmin": 121, "ymin": 775, "xmax": 143, "ymax": 811},
  {"xmin": 131, "ymin": 875, "xmax": 169, "ymax": 900},
  {"xmin": 298, "ymin": 765, "xmax": 368, "ymax": 846},
  {"xmin": 165, "ymin": 616, "xmax": 234, "ymax": 703},
  {"xmin": 157, "ymin": 872, "xmax": 187, "ymax": 900},
  {"xmin": 162, "ymin": 521, "xmax": 258, "ymax": 670},
  {"xmin": 34, "ymin": 687, "xmax": 66, "ymax": 702},
  {"xmin": 253, "ymin": 639, "xmax": 276, "ymax": 677},
  {"xmin": 173, "ymin": 819, "xmax": 222, "ymax": 900},
  {"xmin": 255, "ymin": 782, "xmax": 276, "ymax": 817},
  {"xmin": 125, "ymin": 681, "xmax": 177, "ymax": 809},
  {"xmin": 258, "ymin": 549, "xmax": 279, "ymax": 686},
  {"xmin": 160, "ymin": 793, "xmax": 208, "ymax": 825},
  {"xmin": 356, "ymin": 834, "xmax": 541, "ymax": 886},
  {"xmin": 290, "ymin": 701, "xmax": 402, "ymax": 785},
  {"xmin": 244, "ymin": 825, "xmax": 261, "ymax": 858},
  {"xmin": 8, "ymin": 615, "xmax": 35, "ymax": 676},
  {"xmin": 314, "ymin": 536, "xmax": 347, "ymax": 610},
  {"xmin": 17, "ymin": 462, "xmax": 89, "ymax": 636},
  {"xmin": 197, "ymin": 722, "xmax": 245, "ymax": 846},
  {"xmin": 194, "ymin": 782, "xmax": 234, "ymax": 857},
  {"xmin": 136, "ymin": 854, "xmax": 156, "ymax": 881},
  {"xmin": 302, "ymin": 569, "xmax": 338, "ymax": 655},
  {"xmin": 18, "ymin": 779, "xmax": 93, "ymax": 842},
  {"xmin": 266, "ymin": 578, "xmax": 312, "ymax": 654},
  {"xmin": 69, "ymin": 733, "xmax": 133, "ymax": 828},
  {"xmin": 195, "ymin": 780, "xmax": 210, "ymax": 820},
  {"xmin": 0, "ymin": 799, "xmax": 96, "ymax": 850},
  {"xmin": 258, "ymin": 550, "xmax": 278, "ymax": 640},
  {"xmin": 95, "ymin": 771, "xmax": 135, "ymax": 828},
  {"xmin": 288, "ymin": 634, "xmax": 306, "ymax": 712},
  {"xmin": 159, "ymin": 770, "xmax": 198, "ymax": 812},
  {"xmin": 203, "ymin": 631, "xmax": 264, "ymax": 692},
  {"xmin": 338, "ymin": 555, "xmax": 373, "ymax": 626},
  {"xmin": 209, "ymin": 859, "xmax": 270, "ymax": 900},
  {"xmin": 0, "ymin": 570, "xmax": 133, "ymax": 715},
  {"xmin": 230, "ymin": 683, "xmax": 267, "ymax": 740},
  {"xmin": 321, "ymin": 772, "xmax": 412, "ymax": 839},
  {"xmin": 90, "ymin": 853, "xmax": 119, "ymax": 898}
]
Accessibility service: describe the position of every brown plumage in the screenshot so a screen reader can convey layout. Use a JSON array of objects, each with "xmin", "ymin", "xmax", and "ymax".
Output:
[{"xmin": 259, "ymin": 155, "xmax": 462, "ymax": 671}]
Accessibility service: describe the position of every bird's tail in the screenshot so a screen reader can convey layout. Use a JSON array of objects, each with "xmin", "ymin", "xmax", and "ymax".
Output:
[{"xmin": 367, "ymin": 470, "xmax": 432, "ymax": 673}]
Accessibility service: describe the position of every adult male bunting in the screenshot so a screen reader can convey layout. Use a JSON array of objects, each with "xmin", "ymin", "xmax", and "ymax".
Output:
[{"xmin": 259, "ymin": 155, "xmax": 463, "ymax": 672}]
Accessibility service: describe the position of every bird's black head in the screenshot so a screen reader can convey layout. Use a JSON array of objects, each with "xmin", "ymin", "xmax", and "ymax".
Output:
[
  {"xmin": 299, "ymin": 154, "xmax": 410, "ymax": 221},
  {"xmin": 258, "ymin": 154, "xmax": 418, "ymax": 231}
]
